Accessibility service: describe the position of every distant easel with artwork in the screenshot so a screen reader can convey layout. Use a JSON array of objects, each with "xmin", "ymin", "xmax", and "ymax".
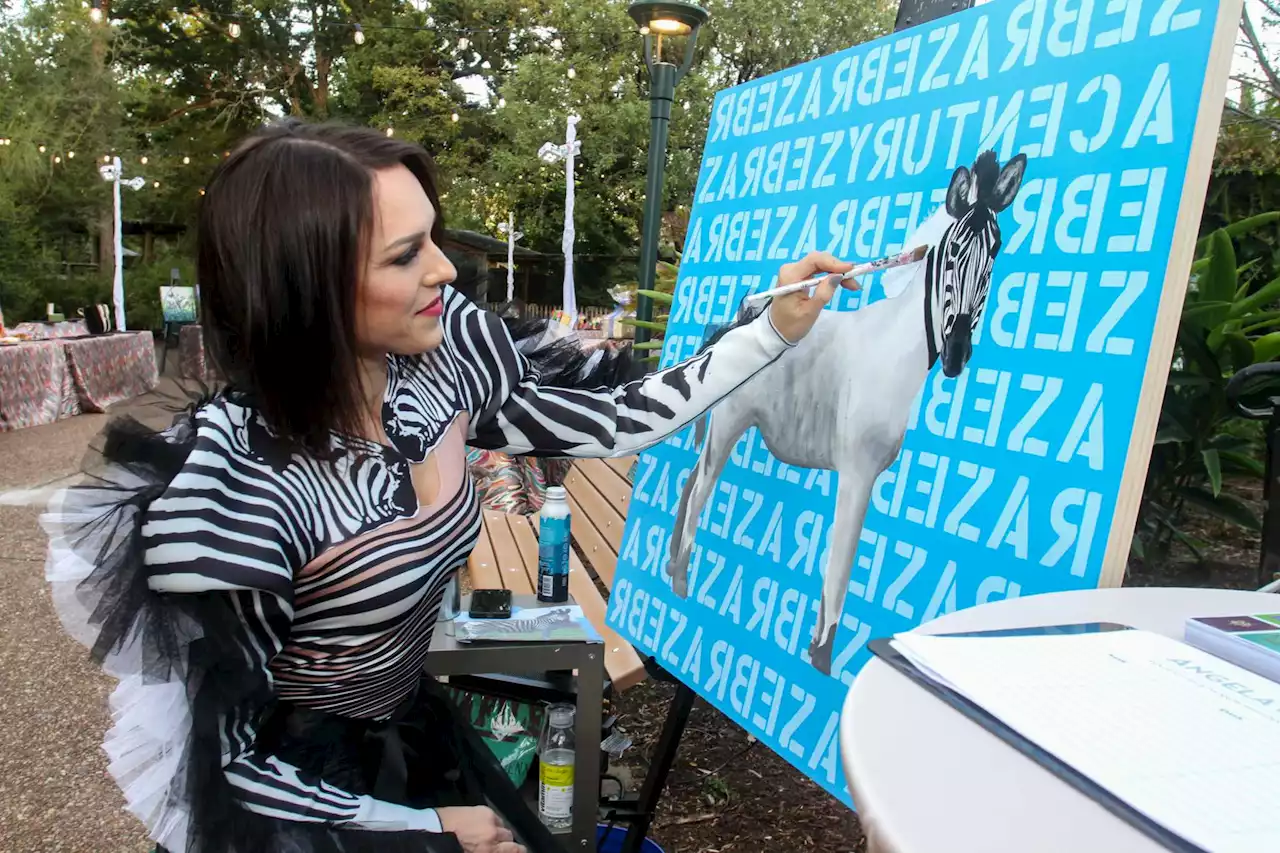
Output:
[{"xmin": 159, "ymin": 269, "xmax": 197, "ymax": 374}]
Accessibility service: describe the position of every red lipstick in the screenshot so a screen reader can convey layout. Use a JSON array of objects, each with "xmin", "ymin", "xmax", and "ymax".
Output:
[{"xmin": 418, "ymin": 295, "xmax": 443, "ymax": 318}]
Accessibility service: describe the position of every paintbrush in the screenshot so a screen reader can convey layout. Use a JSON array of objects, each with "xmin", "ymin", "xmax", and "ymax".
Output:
[{"xmin": 743, "ymin": 244, "xmax": 930, "ymax": 304}]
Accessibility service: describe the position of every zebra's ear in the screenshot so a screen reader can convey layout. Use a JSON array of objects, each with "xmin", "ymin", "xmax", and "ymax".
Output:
[
  {"xmin": 990, "ymin": 154, "xmax": 1028, "ymax": 213},
  {"xmin": 946, "ymin": 165, "xmax": 972, "ymax": 218}
]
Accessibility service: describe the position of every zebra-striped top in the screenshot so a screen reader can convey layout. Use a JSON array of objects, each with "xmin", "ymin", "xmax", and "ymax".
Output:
[{"xmin": 137, "ymin": 286, "xmax": 794, "ymax": 835}]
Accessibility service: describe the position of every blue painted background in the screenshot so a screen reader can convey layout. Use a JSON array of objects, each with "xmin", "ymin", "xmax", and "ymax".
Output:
[{"xmin": 605, "ymin": 0, "xmax": 1224, "ymax": 804}]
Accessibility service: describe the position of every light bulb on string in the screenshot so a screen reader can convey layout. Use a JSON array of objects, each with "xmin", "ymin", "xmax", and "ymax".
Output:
[
  {"xmin": 639, "ymin": 25, "xmax": 650, "ymax": 35},
  {"xmin": 353, "ymin": 24, "xmax": 365, "ymax": 45},
  {"xmin": 183, "ymin": 156, "xmax": 190, "ymax": 165},
  {"xmin": 54, "ymin": 156, "xmax": 62, "ymax": 164},
  {"xmin": 457, "ymin": 37, "xmax": 469, "ymax": 50},
  {"xmin": 567, "ymin": 67, "xmax": 576, "ymax": 79},
  {"xmin": 451, "ymin": 112, "xmax": 459, "ymax": 123},
  {"xmin": 385, "ymin": 127, "xmax": 395, "ymax": 137},
  {"xmin": 199, "ymin": 188, "xmax": 206, "ymax": 196},
  {"xmin": 66, "ymin": 151, "xmax": 75, "ymax": 159},
  {"xmin": 228, "ymin": 21, "xmax": 242, "ymax": 38},
  {"xmin": 103, "ymin": 155, "xmax": 111, "ymax": 162},
  {"xmin": 153, "ymin": 181, "xmax": 161, "ymax": 188},
  {"xmin": 140, "ymin": 156, "xmax": 148, "ymax": 164},
  {"xmin": 38, "ymin": 145, "xmax": 46, "ymax": 153},
  {"xmin": 89, "ymin": 2, "xmax": 104, "ymax": 23},
  {"xmin": 497, "ymin": 98, "xmax": 506, "ymax": 109}
]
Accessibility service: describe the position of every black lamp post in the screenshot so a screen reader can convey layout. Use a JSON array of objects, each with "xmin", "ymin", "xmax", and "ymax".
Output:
[{"xmin": 627, "ymin": 0, "xmax": 709, "ymax": 357}]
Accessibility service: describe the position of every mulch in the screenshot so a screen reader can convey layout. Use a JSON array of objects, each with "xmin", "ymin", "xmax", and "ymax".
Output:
[{"xmin": 609, "ymin": 680, "xmax": 866, "ymax": 853}]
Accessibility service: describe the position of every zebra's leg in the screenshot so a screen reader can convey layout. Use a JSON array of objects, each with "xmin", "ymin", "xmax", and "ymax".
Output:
[
  {"xmin": 809, "ymin": 466, "xmax": 874, "ymax": 676},
  {"xmin": 668, "ymin": 413, "xmax": 744, "ymax": 598}
]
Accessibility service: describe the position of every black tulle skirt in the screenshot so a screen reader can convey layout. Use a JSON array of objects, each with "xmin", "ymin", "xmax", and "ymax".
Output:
[{"xmin": 251, "ymin": 677, "xmax": 560, "ymax": 852}]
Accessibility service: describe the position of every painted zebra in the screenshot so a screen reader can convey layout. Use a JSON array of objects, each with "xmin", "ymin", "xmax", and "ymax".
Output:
[
  {"xmin": 458, "ymin": 607, "xmax": 580, "ymax": 641},
  {"xmin": 667, "ymin": 150, "xmax": 1028, "ymax": 677}
]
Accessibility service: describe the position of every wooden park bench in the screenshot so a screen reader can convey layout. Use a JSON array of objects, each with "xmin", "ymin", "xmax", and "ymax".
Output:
[
  {"xmin": 461, "ymin": 455, "xmax": 697, "ymax": 850},
  {"xmin": 466, "ymin": 456, "xmax": 646, "ymax": 691}
]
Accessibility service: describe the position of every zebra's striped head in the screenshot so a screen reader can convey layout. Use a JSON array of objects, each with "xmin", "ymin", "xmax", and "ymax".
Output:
[{"xmin": 932, "ymin": 150, "xmax": 1027, "ymax": 378}]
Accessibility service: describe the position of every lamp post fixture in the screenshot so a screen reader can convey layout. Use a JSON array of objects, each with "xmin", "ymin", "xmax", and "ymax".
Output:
[
  {"xmin": 99, "ymin": 157, "xmax": 146, "ymax": 331},
  {"xmin": 627, "ymin": 0, "xmax": 709, "ymax": 357},
  {"xmin": 539, "ymin": 114, "xmax": 583, "ymax": 327}
]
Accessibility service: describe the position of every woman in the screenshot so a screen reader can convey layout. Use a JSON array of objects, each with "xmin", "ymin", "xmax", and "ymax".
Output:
[{"xmin": 43, "ymin": 118, "xmax": 855, "ymax": 853}]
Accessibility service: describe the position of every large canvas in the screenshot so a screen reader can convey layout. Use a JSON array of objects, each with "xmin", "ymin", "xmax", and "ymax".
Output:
[{"xmin": 605, "ymin": 0, "xmax": 1241, "ymax": 804}]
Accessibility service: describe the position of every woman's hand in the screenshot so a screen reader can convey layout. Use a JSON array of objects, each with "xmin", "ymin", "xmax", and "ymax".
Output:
[
  {"xmin": 768, "ymin": 251, "xmax": 859, "ymax": 344},
  {"xmin": 437, "ymin": 806, "xmax": 526, "ymax": 853}
]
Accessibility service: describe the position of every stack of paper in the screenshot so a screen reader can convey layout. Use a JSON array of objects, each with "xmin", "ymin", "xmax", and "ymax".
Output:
[
  {"xmin": 893, "ymin": 630, "xmax": 1280, "ymax": 852},
  {"xmin": 1185, "ymin": 614, "xmax": 1280, "ymax": 682}
]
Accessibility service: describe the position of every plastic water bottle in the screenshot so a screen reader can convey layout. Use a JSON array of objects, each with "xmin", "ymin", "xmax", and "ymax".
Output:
[
  {"xmin": 537, "ymin": 486, "xmax": 570, "ymax": 603},
  {"xmin": 538, "ymin": 703, "xmax": 575, "ymax": 832}
]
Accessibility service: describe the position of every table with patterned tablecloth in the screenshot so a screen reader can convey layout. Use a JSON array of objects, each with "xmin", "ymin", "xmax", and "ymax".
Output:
[
  {"xmin": 63, "ymin": 331, "xmax": 159, "ymax": 412},
  {"xmin": 179, "ymin": 324, "xmax": 220, "ymax": 381},
  {"xmin": 0, "ymin": 341, "xmax": 81, "ymax": 431},
  {"xmin": 10, "ymin": 320, "xmax": 89, "ymax": 340}
]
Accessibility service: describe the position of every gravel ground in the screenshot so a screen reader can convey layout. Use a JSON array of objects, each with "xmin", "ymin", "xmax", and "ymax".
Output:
[
  {"xmin": 0, "ymin": 502, "xmax": 151, "ymax": 853},
  {"xmin": 0, "ymin": 375, "xmax": 179, "ymax": 853}
]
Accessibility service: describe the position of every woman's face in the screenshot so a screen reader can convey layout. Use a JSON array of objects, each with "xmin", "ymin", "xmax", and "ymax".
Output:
[{"xmin": 355, "ymin": 164, "xmax": 457, "ymax": 357}]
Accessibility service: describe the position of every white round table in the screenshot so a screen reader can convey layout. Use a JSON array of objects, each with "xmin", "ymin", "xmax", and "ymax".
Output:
[{"xmin": 839, "ymin": 587, "xmax": 1279, "ymax": 853}]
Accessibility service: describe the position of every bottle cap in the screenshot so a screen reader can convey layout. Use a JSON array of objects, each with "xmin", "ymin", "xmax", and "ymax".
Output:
[
  {"xmin": 546, "ymin": 485, "xmax": 568, "ymax": 502},
  {"xmin": 548, "ymin": 703, "xmax": 575, "ymax": 727}
]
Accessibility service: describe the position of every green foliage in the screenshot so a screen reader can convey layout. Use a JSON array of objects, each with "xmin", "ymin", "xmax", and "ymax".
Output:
[{"xmin": 1135, "ymin": 216, "xmax": 1280, "ymax": 563}]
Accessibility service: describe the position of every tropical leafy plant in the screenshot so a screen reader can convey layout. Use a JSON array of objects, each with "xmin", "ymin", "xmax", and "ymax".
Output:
[
  {"xmin": 1135, "ymin": 212, "xmax": 1280, "ymax": 563},
  {"xmin": 617, "ymin": 253, "xmax": 678, "ymax": 365}
]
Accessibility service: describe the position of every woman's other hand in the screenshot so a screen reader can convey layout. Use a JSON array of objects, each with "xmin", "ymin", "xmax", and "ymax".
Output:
[
  {"xmin": 768, "ymin": 251, "xmax": 859, "ymax": 344},
  {"xmin": 437, "ymin": 806, "xmax": 526, "ymax": 853}
]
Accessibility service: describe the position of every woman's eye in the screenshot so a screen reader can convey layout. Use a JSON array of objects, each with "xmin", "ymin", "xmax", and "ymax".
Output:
[{"xmin": 392, "ymin": 246, "xmax": 421, "ymax": 267}]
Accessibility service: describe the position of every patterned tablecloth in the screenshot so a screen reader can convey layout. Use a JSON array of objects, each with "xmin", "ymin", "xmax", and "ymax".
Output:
[
  {"xmin": 62, "ymin": 331, "xmax": 159, "ymax": 413},
  {"xmin": 0, "ymin": 341, "xmax": 81, "ymax": 431},
  {"xmin": 179, "ymin": 324, "xmax": 220, "ymax": 381},
  {"xmin": 10, "ymin": 320, "xmax": 89, "ymax": 340}
]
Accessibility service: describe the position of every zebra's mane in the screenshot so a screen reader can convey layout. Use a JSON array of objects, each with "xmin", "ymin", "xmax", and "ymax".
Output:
[{"xmin": 881, "ymin": 203, "xmax": 953, "ymax": 300}]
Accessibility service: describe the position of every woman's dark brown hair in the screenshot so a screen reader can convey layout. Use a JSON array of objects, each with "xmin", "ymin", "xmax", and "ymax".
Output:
[{"xmin": 197, "ymin": 118, "xmax": 444, "ymax": 456}]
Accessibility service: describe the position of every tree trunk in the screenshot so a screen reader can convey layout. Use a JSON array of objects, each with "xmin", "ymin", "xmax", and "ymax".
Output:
[{"xmin": 98, "ymin": 210, "xmax": 114, "ymax": 276}]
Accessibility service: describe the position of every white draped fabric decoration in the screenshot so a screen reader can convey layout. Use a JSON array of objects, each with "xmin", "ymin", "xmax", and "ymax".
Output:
[
  {"xmin": 500, "ymin": 213, "xmax": 522, "ymax": 304},
  {"xmin": 560, "ymin": 114, "xmax": 580, "ymax": 327},
  {"xmin": 99, "ymin": 157, "xmax": 145, "ymax": 332}
]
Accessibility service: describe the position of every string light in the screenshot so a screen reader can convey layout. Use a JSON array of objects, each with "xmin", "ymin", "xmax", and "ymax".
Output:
[
  {"xmin": 451, "ymin": 112, "xmax": 459, "ymax": 122},
  {"xmin": 54, "ymin": 156, "xmax": 62, "ymax": 163},
  {"xmin": 385, "ymin": 127, "xmax": 395, "ymax": 137},
  {"xmin": 102, "ymin": 154, "xmax": 111, "ymax": 162},
  {"xmin": 0, "ymin": 138, "xmax": 10, "ymax": 146},
  {"xmin": 38, "ymin": 145, "xmax": 46, "ymax": 153},
  {"xmin": 457, "ymin": 37, "xmax": 469, "ymax": 50},
  {"xmin": 199, "ymin": 188, "xmax": 206, "ymax": 196},
  {"xmin": 89, "ymin": 1, "xmax": 103, "ymax": 23},
  {"xmin": 66, "ymin": 150, "xmax": 75, "ymax": 159},
  {"xmin": 140, "ymin": 156, "xmax": 148, "ymax": 164},
  {"xmin": 228, "ymin": 21, "xmax": 242, "ymax": 38},
  {"xmin": 182, "ymin": 156, "xmax": 191, "ymax": 164},
  {"xmin": 639, "ymin": 25, "xmax": 650, "ymax": 34},
  {"xmin": 153, "ymin": 180, "xmax": 161, "ymax": 188},
  {"xmin": 497, "ymin": 98, "xmax": 506, "ymax": 108},
  {"xmin": 567, "ymin": 67, "xmax": 576, "ymax": 79},
  {"xmin": 353, "ymin": 24, "xmax": 365, "ymax": 44}
]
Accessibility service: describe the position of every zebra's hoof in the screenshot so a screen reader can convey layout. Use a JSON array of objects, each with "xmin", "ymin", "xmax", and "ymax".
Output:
[
  {"xmin": 809, "ymin": 635, "xmax": 834, "ymax": 675},
  {"xmin": 669, "ymin": 569, "xmax": 689, "ymax": 598}
]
